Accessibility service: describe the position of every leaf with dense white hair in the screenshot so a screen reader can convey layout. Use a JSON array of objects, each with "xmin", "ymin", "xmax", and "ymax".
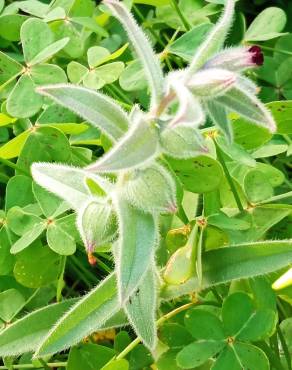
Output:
[
  {"xmin": 35, "ymin": 273, "xmax": 120, "ymax": 357},
  {"xmin": 161, "ymin": 125, "xmax": 208, "ymax": 158},
  {"xmin": 185, "ymin": 0, "xmax": 235, "ymax": 77},
  {"xmin": 86, "ymin": 112, "xmax": 159, "ymax": 173},
  {"xmin": 37, "ymin": 84, "xmax": 129, "ymax": 141},
  {"xmin": 31, "ymin": 163, "xmax": 112, "ymax": 210},
  {"xmin": 215, "ymin": 85, "xmax": 276, "ymax": 133},
  {"xmin": 0, "ymin": 299, "xmax": 77, "ymax": 357},
  {"xmin": 104, "ymin": 0, "xmax": 164, "ymax": 108},
  {"xmin": 114, "ymin": 198, "xmax": 158, "ymax": 304},
  {"xmin": 125, "ymin": 264, "xmax": 157, "ymax": 350}
]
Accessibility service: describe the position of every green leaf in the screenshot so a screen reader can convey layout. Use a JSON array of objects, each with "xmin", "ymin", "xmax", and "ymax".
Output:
[
  {"xmin": 20, "ymin": 18, "xmax": 54, "ymax": 63},
  {"xmin": 237, "ymin": 309, "xmax": 277, "ymax": 342},
  {"xmin": 37, "ymin": 84, "xmax": 129, "ymax": 141},
  {"xmin": 245, "ymin": 7, "xmax": 287, "ymax": 41},
  {"xmin": 232, "ymin": 117, "xmax": 272, "ymax": 150},
  {"xmin": 0, "ymin": 51, "xmax": 23, "ymax": 87},
  {"xmin": 160, "ymin": 125, "xmax": 207, "ymax": 159},
  {"xmin": 244, "ymin": 169, "xmax": 274, "ymax": 204},
  {"xmin": 7, "ymin": 74, "xmax": 43, "ymax": 118},
  {"xmin": 119, "ymin": 60, "xmax": 147, "ymax": 92},
  {"xmin": 169, "ymin": 23, "xmax": 213, "ymax": 62},
  {"xmin": 87, "ymin": 112, "xmax": 159, "ymax": 173},
  {"xmin": 0, "ymin": 299, "xmax": 77, "ymax": 357},
  {"xmin": 29, "ymin": 37, "xmax": 69, "ymax": 66},
  {"xmin": 0, "ymin": 15, "xmax": 28, "ymax": 42},
  {"xmin": 216, "ymin": 136, "xmax": 256, "ymax": 167},
  {"xmin": 216, "ymin": 86, "xmax": 276, "ymax": 133},
  {"xmin": 0, "ymin": 289, "xmax": 25, "ymax": 322},
  {"xmin": 233, "ymin": 342, "xmax": 269, "ymax": 370},
  {"xmin": 251, "ymin": 139, "xmax": 288, "ymax": 159},
  {"xmin": 184, "ymin": 309, "xmax": 225, "ymax": 341},
  {"xmin": 125, "ymin": 265, "xmax": 157, "ymax": 350},
  {"xmin": 87, "ymin": 46, "xmax": 110, "ymax": 68},
  {"xmin": 267, "ymin": 101, "xmax": 292, "ymax": 134},
  {"xmin": 32, "ymin": 182, "xmax": 65, "ymax": 218},
  {"xmin": 101, "ymin": 359, "xmax": 129, "ymax": 370},
  {"xmin": 7, "ymin": 206, "xmax": 42, "ymax": 236},
  {"xmin": 176, "ymin": 340, "xmax": 225, "ymax": 369},
  {"xmin": 104, "ymin": 0, "xmax": 164, "ymax": 107},
  {"xmin": 13, "ymin": 242, "xmax": 61, "ymax": 288},
  {"xmin": 67, "ymin": 61, "xmax": 88, "ymax": 84},
  {"xmin": 222, "ymin": 292, "xmax": 254, "ymax": 336},
  {"xmin": 5, "ymin": 176, "xmax": 34, "ymax": 210},
  {"xmin": 0, "ymin": 130, "xmax": 30, "ymax": 159},
  {"xmin": 159, "ymin": 324, "xmax": 193, "ymax": 349},
  {"xmin": 30, "ymin": 64, "xmax": 67, "ymax": 85},
  {"xmin": 17, "ymin": 126, "xmax": 71, "ymax": 173},
  {"xmin": 206, "ymin": 101, "xmax": 233, "ymax": 143},
  {"xmin": 35, "ymin": 273, "xmax": 120, "ymax": 356},
  {"xmin": 115, "ymin": 198, "xmax": 157, "ymax": 303},
  {"xmin": 10, "ymin": 222, "xmax": 46, "ymax": 254},
  {"xmin": 168, "ymin": 156, "xmax": 223, "ymax": 194},
  {"xmin": 67, "ymin": 344, "xmax": 115, "ymax": 370},
  {"xmin": 47, "ymin": 223, "xmax": 76, "ymax": 255}
]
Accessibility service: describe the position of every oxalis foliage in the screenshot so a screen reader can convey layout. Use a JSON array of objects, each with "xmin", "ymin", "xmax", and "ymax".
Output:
[{"xmin": 0, "ymin": 0, "xmax": 292, "ymax": 369}]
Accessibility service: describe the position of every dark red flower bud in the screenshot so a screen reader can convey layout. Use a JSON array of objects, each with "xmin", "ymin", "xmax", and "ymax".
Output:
[{"xmin": 248, "ymin": 45, "xmax": 264, "ymax": 66}]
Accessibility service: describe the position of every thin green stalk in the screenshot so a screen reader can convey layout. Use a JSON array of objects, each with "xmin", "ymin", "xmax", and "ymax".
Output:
[
  {"xmin": 105, "ymin": 302, "xmax": 195, "ymax": 365},
  {"xmin": 132, "ymin": 5, "xmax": 165, "ymax": 48},
  {"xmin": 57, "ymin": 256, "xmax": 67, "ymax": 302},
  {"xmin": 70, "ymin": 255, "xmax": 99, "ymax": 284},
  {"xmin": 256, "ymin": 44, "xmax": 292, "ymax": 58},
  {"xmin": 110, "ymin": 84, "xmax": 133, "ymax": 106},
  {"xmin": 257, "ymin": 341, "xmax": 285, "ymax": 370},
  {"xmin": 0, "ymin": 157, "xmax": 30, "ymax": 176},
  {"xmin": 283, "ymin": 134, "xmax": 292, "ymax": 145},
  {"xmin": 214, "ymin": 140, "xmax": 244, "ymax": 212},
  {"xmin": 169, "ymin": 0, "xmax": 191, "ymax": 31},
  {"xmin": 277, "ymin": 325, "xmax": 292, "ymax": 370},
  {"xmin": 104, "ymin": 86, "xmax": 132, "ymax": 110},
  {"xmin": 0, "ymin": 363, "xmax": 67, "ymax": 369},
  {"xmin": 95, "ymin": 257, "xmax": 112, "ymax": 274},
  {"xmin": 67, "ymin": 259, "xmax": 92, "ymax": 289},
  {"xmin": 257, "ymin": 191, "xmax": 292, "ymax": 205}
]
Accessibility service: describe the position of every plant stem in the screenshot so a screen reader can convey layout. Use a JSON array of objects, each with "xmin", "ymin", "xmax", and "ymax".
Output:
[
  {"xmin": 277, "ymin": 325, "xmax": 292, "ymax": 370},
  {"xmin": 0, "ymin": 363, "xmax": 67, "ymax": 369},
  {"xmin": 214, "ymin": 140, "xmax": 244, "ymax": 212},
  {"xmin": 57, "ymin": 255, "xmax": 67, "ymax": 302},
  {"xmin": 256, "ymin": 44, "xmax": 292, "ymax": 58},
  {"xmin": 106, "ymin": 302, "xmax": 195, "ymax": 365},
  {"xmin": 169, "ymin": 0, "xmax": 191, "ymax": 31},
  {"xmin": 257, "ymin": 190, "xmax": 292, "ymax": 205},
  {"xmin": 0, "ymin": 157, "xmax": 30, "ymax": 176}
]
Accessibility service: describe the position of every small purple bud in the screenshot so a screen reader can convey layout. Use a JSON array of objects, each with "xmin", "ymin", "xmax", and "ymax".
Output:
[{"xmin": 248, "ymin": 45, "xmax": 264, "ymax": 66}]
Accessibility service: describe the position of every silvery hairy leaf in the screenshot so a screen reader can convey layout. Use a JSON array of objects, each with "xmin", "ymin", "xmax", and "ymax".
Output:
[
  {"xmin": 125, "ymin": 263, "xmax": 158, "ymax": 351},
  {"xmin": 86, "ymin": 110, "xmax": 159, "ymax": 173},
  {"xmin": 215, "ymin": 85, "xmax": 276, "ymax": 132},
  {"xmin": 104, "ymin": 0, "xmax": 164, "ymax": 108},
  {"xmin": 31, "ymin": 163, "xmax": 113, "ymax": 210},
  {"xmin": 185, "ymin": 0, "xmax": 235, "ymax": 77},
  {"xmin": 113, "ymin": 197, "xmax": 158, "ymax": 303},
  {"xmin": 37, "ymin": 84, "xmax": 129, "ymax": 141},
  {"xmin": 205, "ymin": 100, "xmax": 233, "ymax": 143},
  {"xmin": 160, "ymin": 125, "xmax": 208, "ymax": 159}
]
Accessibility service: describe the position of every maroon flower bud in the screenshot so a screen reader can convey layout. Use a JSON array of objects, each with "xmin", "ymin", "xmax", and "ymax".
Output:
[{"xmin": 248, "ymin": 45, "xmax": 264, "ymax": 66}]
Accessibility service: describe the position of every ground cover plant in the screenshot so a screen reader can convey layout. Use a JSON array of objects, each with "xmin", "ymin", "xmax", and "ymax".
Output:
[{"xmin": 0, "ymin": 0, "xmax": 292, "ymax": 369}]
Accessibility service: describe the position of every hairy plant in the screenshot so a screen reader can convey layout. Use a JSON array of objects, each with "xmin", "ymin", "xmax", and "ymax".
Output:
[{"xmin": 1, "ymin": 0, "xmax": 292, "ymax": 368}]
